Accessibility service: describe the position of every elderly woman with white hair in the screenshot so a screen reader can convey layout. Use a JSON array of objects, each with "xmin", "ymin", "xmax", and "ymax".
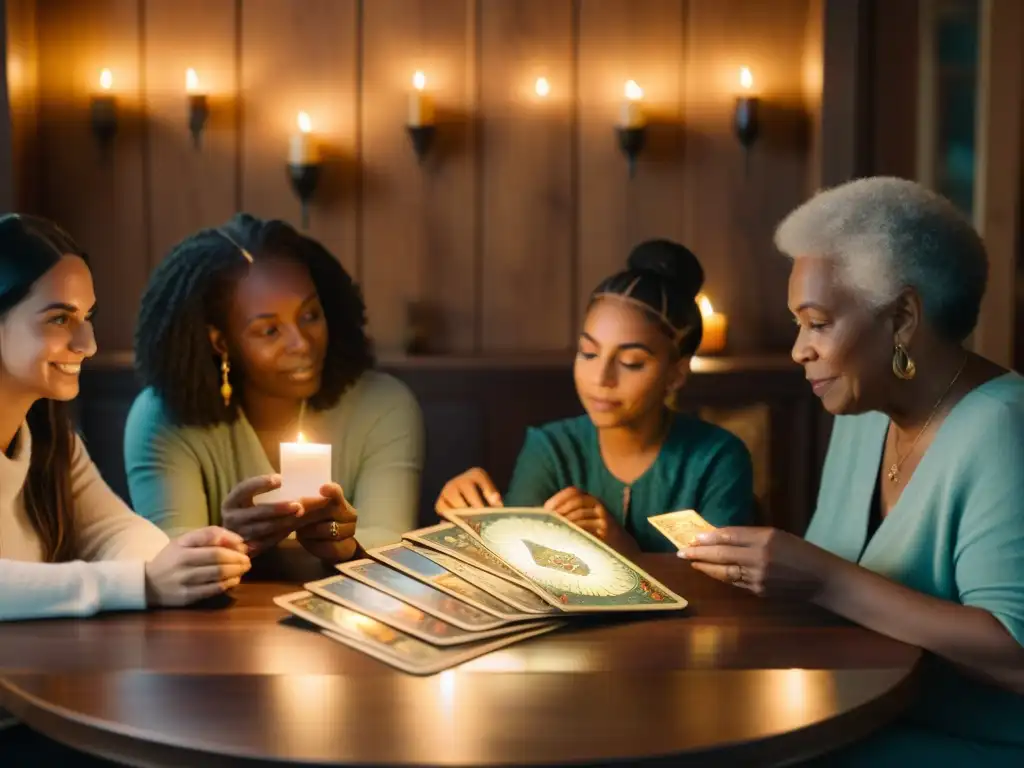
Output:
[{"xmin": 681, "ymin": 177, "xmax": 1024, "ymax": 764}]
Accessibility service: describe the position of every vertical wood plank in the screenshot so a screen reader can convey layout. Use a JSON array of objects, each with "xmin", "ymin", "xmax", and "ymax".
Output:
[
  {"xmin": 361, "ymin": 0, "xmax": 477, "ymax": 354},
  {"xmin": 4, "ymin": 0, "xmax": 39, "ymax": 211},
  {"xmin": 577, "ymin": 0, "xmax": 686, "ymax": 301},
  {"xmin": 240, "ymin": 0, "xmax": 358, "ymax": 273},
  {"xmin": 36, "ymin": 0, "xmax": 147, "ymax": 352},
  {"xmin": 680, "ymin": 0, "xmax": 812, "ymax": 353},
  {"xmin": 143, "ymin": 0, "xmax": 238, "ymax": 269},
  {"xmin": 479, "ymin": 0, "xmax": 575, "ymax": 352}
]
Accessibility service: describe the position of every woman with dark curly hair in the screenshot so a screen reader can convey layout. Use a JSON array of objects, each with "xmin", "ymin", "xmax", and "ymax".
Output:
[{"xmin": 123, "ymin": 214, "xmax": 424, "ymax": 565}]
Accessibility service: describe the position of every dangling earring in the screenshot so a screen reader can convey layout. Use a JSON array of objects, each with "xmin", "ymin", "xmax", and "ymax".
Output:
[
  {"xmin": 220, "ymin": 352, "xmax": 233, "ymax": 406},
  {"xmin": 892, "ymin": 342, "xmax": 916, "ymax": 380}
]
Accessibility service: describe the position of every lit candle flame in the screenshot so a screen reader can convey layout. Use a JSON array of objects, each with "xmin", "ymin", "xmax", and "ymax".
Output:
[
  {"xmin": 412, "ymin": 70, "xmax": 426, "ymax": 91},
  {"xmin": 99, "ymin": 68, "xmax": 113, "ymax": 91},
  {"xmin": 186, "ymin": 68, "xmax": 200, "ymax": 93},
  {"xmin": 534, "ymin": 77, "xmax": 550, "ymax": 97},
  {"xmin": 296, "ymin": 432, "xmax": 307, "ymax": 444},
  {"xmin": 698, "ymin": 294, "xmax": 714, "ymax": 316},
  {"xmin": 296, "ymin": 111, "xmax": 312, "ymax": 134},
  {"xmin": 739, "ymin": 67, "xmax": 753, "ymax": 91},
  {"xmin": 624, "ymin": 80, "xmax": 643, "ymax": 101}
]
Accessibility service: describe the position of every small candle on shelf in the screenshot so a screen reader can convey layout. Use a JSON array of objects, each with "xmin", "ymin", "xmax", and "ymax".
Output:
[
  {"xmin": 288, "ymin": 111, "xmax": 319, "ymax": 166},
  {"xmin": 620, "ymin": 80, "xmax": 645, "ymax": 129},
  {"xmin": 696, "ymin": 294, "xmax": 728, "ymax": 355},
  {"xmin": 408, "ymin": 71, "xmax": 434, "ymax": 127},
  {"xmin": 278, "ymin": 432, "xmax": 332, "ymax": 499}
]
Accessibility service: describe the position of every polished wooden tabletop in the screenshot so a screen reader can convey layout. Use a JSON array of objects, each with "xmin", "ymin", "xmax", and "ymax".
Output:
[{"xmin": 0, "ymin": 554, "xmax": 920, "ymax": 767}]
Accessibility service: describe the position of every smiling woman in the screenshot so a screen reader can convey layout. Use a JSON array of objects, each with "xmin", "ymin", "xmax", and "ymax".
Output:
[
  {"xmin": 435, "ymin": 240, "xmax": 755, "ymax": 554},
  {"xmin": 123, "ymin": 214, "xmax": 424, "ymax": 565}
]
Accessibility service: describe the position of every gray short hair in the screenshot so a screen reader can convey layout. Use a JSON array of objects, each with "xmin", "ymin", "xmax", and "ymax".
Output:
[{"xmin": 774, "ymin": 176, "xmax": 988, "ymax": 342}]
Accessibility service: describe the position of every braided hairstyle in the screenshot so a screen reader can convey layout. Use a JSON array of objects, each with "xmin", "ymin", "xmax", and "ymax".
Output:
[
  {"xmin": 589, "ymin": 239, "xmax": 705, "ymax": 356},
  {"xmin": 0, "ymin": 213, "xmax": 87, "ymax": 562},
  {"xmin": 134, "ymin": 213, "xmax": 374, "ymax": 427}
]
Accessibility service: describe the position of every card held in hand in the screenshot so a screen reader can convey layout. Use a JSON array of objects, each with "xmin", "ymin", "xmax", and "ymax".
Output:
[{"xmin": 647, "ymin": 509, "xmax": 717, "ymax": 549}]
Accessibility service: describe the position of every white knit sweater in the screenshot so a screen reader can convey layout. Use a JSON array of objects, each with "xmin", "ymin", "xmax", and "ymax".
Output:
[{"xmin": 0, "ymin": 423, "xmax": 169, "ymax": 728}]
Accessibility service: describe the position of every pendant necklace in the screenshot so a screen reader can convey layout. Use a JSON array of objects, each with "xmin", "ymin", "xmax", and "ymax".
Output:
[{"xmin": 887, "ymin": 355, "xmax": 968, "ymax": 484}]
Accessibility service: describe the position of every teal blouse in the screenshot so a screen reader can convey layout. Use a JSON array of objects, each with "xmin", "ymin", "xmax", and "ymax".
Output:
[
  {"xmin": 503, "ymin": 414, "xmax": 755, "ymax": 552},
  {"xmin": 807, "ymin": 373, "xmax": 1024, "ymax": 766}
]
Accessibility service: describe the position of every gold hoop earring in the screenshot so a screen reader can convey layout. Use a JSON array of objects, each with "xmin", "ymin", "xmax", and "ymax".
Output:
[
  {"xmin": 220, "ymin": 352, "xmax": 233, "ymax": 406},
  {"xmin": 892, "ymin": 342, "xmax": 916, "ymax": 380}
]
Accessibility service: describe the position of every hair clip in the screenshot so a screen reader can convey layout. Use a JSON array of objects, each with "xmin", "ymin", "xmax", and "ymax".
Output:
[{"xmin": 216, "ymin": 228, "xmax": 254, "ymax": 263}]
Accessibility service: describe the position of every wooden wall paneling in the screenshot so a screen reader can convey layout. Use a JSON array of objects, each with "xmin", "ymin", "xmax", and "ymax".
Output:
[
  {"xmin": 576, "ymin": 0, "xmax": 686, "ymax": 302},
  {"xmin": 143, "ymin": 0, "xmax": 239, "ymax": 270},
  {"xmin": 239, "ymin": 0, "xmax": 358, "ymax": 274},
  {"xmin": 360, "ymin": 0, "xmax": 477, "ymax": 355},
  {"xmin": 869, "ymin": 0, "xmax": 918, "ymax": 179},
  {"xmin": 680, "ymin": 0, "xmax": 813, "ymax": 354},
  {"xmin": 479, "ymin": 0, "xmax": 575, "ymax": 352},
  {"xmin": 0, "ymin": 0, "xmax": 14, "ymax": 212},
  {"xmin": 3, "ymin": 0, "xmax": 39, "ymax": 211},
  {"xmin": 35, "ymin": 0, "xmax": 147, "ymax": 353},
  {"xmin": 802, "ymin": 0, "xmax": 824, "ymax": 196}
]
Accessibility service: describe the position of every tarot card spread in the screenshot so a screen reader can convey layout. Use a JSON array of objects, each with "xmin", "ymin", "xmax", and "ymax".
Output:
[
  {"xmin": 275, "ymin": 591, "xmax": 561, "ymax": 676},
  {"xmin": 306, "ymin": 574, "xmax": 555, "ymax": 646},
  {"xmin": 447, "ymin": 509, "xmax": 687, "ymax": 612},
  {"xmin": 647, "ymin": 509, "xmax": 717, "ymax": 549},
  {"xmin": 339, "ymin": 558, "xmax": 511, "ymax": 631},
  {"xmin": 404, "ymin": 522, "xmax": 531, "ymax": 587},
  {"xmin": 368, "ymin": 544, "xmax": 543, "ymax": 621}
]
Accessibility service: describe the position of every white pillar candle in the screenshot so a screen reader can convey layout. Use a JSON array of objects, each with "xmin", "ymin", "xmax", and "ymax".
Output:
[
  {"xmin": 288, "ymin": 111, "xmax": 320, "ymax": 165},
  {"xmin": 279, "ymin": 437, "xmax": 332, "ymax": 500}
]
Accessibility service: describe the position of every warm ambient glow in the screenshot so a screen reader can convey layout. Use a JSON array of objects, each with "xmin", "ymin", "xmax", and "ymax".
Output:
[
  {"xmin": 624, "ymin": 79, "xmax": 643, "ymax": 101},
  {"xmin": 534, "ymin": 77, "xmax": 550, "ymax": 97},
  {"xmin": 412, "ymin": 70, "xmax": 426, "ymax": 91},
  {"xmin": 296, "ymin": 111, "xmax": 312, "ymax": 134},
  {"xmin": 296, "ymin": 431, "xmax": 307, "ymax": 444},
  {"xmin": 699, "ymin": 295, "xmax": 714, "ymax": 316},
  {"xmin": 185, "ymin": 68, "xmax": 200, "ymax": 93},
  {"xmin": 99, "ymin": 68, "xmax": 113, "ymax": 90},
  {"xmin": 739, "ymin": 67, "xmax": 754, "ymax": 91}
]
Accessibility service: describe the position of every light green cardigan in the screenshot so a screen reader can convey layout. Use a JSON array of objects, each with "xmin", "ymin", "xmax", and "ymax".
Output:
[{"xmin": 123, "ymin": 371, "xmax": 424, "ymax": 550}]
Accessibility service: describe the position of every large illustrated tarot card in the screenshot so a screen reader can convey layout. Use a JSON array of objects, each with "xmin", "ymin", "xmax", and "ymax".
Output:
[{"xmin": 446, "ymin": 508, "xmax": 688, "ymax": 612}]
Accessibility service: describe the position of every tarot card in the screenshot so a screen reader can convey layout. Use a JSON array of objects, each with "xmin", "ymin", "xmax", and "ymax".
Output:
[
  {"xmin": 305, "ymin": 573, "xmax": 554, "ymax": 645},
  {"xmin": 275, "ymin": 591, "xmax": 562, "ymax": 676},
  {"xmin": 404, "ymin": 545, "xmax": 562, "ymax": 615},
  {"xmin": 404, "ymin": 522, "xmax": 532, "ymax": 587},
  {"xmin": 647, "ymin": 509, "xmax": 717, "ymax": 549},
  {"xmin": 448, "ymin": 508, "xmax": 688, "ymax": 613},
  {"xmin": 368, "ymin": 544, "xmax": 540, "ymax": 622},
  {"xmin": 338, "ymin": 558, "xmax": 509, "ymax": 631}
]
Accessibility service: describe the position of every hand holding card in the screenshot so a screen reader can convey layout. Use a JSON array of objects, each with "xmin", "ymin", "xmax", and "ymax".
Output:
[{"xmin": 648, "ymin": 509, "xmax": 716, "ymax": 549}]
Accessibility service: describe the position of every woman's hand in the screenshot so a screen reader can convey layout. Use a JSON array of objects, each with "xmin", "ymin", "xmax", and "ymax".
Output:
[
  {"xmin": 545, "ymin": 488, "xmax": 639, "ymax": 555},
  {"xmin": 679, "ymin": 527, "xmax": 840, "ymax": 599},
  {"xmin": 144, "ymin": 527, "xmax": 251, "ymax": 607},
  {"xmin": 295, "ymin": 483, "xmax": 359, "ymax": 564},
  {"xmin": 221, "ymin": 475, "xmax": 303, "ymax": 557},
  {"xmin": 435, "ymin": 468, "xmax": 503, "ymax": 515}
]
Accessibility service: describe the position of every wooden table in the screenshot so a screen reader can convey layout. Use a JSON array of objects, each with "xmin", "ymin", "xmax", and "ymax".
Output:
[{"xmin": 0, "ymin": 555, "xmax": 920, "ymax": 767}]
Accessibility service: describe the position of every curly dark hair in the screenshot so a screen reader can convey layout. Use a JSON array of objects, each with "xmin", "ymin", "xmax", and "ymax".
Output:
[{"xmin": 134, "ymin": 213, "xmax": 375, "ymax": 427}]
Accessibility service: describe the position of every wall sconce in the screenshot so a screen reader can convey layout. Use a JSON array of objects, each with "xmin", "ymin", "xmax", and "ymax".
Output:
[
  {"xmin": 734, "ymin": 67, "xmax": 760, "ymax": 154},
  {"xmin": 186, "ymin": 68, "xmax": 209, "ymax": 149},
  {"xmin": 406, "ymin": 71, "xmax": 435, "ymax": 163},
  {"xmin": 90, "ymin": 68, "xmax": 117, "ymax": 149},
  {"xmin": 616, "ymin": 80, "xmax": 646, "ymax": 178},
  {"xmin": 287, "ymin": 111, "xmax": 322, "ymax": 229}
]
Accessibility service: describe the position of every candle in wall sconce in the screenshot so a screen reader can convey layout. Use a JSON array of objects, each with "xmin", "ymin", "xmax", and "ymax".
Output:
[
  {"xmin": 696, "ymin": 294, "xmax": 728, "ymax": 355},
  {"xmin": 90, "ymin": 68, "xmax": 117, "ymax": 149},
  {"xmin": 734, "ymin": 66, "xmax": 760, "ymax": 175},
  {"xmin": 616, "ymin": 80, "xmax": 647, "ymax": 178},
  {"xmin": 185, "ymin": 68, "xmax": 209, "ymax": 149},
  {"xmin": 406, "ymin": 70, "xmax": 436, "ymax": 163},
  {"xmin": 287, "ymin": 111, "xmax": 322, "ymax": 229},
  {"xmin": 534, "ymin": 76, "xmax": 551, "ymax": 98}
]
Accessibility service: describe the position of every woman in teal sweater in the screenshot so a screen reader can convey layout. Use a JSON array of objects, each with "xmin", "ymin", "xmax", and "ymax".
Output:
[
  {"xmin": 682, "ymin": 177, "xmax": 1024, "ymax": 765},
  {"xmin": 436, "ymin": 240, "xmax": 755, "ymax": 554},
  {"xmin": 124, "ymin": 215, "xmax": 423, "ymax": 565}
]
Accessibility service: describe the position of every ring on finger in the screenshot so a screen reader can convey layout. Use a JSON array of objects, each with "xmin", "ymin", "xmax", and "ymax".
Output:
[
  {"xmin": 728, "ymin": 564, "xmax": 744, "ymax": 583},
  {"xmin": 328, "ymin": 521, "xmax": 341, "ymax": 539}
]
